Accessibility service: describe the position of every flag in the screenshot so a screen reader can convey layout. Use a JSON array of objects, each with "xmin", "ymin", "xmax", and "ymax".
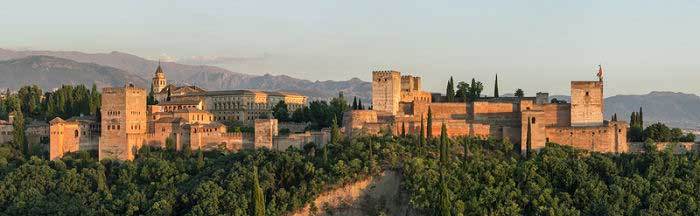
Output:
[{"xmin": 597, "ymin": 64, "xmax": 604, "ymax": 79}]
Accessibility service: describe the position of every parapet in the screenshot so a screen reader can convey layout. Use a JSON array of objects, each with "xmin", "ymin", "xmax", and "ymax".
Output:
[{"xmin": 372, "ymin": 70, "xmax": 401, "ymax": 78}]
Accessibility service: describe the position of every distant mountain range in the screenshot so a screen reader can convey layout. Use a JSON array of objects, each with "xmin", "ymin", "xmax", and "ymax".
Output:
[
  {"xmin": 0, "ymin": 48, "xmax": 370, "ymax": 101},
  {"xmin": 0, "ymin": 48, "xmax": 698, "ymax": 130},
  {"xmin": 0, "ymin": 56, "xmax": 147, "ymax": 90},
  {"xmin": 551, "ymin": 93, "xmax": 700, "ymax": 130}
]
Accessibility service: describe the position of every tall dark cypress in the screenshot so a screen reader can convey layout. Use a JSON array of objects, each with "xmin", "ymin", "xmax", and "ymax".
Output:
[
  {"xmin": 438, "ymin": 123, "xmax": 451, "ymax": 215},
  {"xmin": 446, "ymin": 77, "xmax": 455, "ymax": 102},
  {"xmin": 427, "ymin": 107, "xmax": 433, "ymax": 143},
  {"xmin": 526, "ymin": 117, "xmax": 532, "ymax": 159},
  {"xmin": 639, "ymin": 107, "xmax": 643, "ymax": 127},
  {"xmin": 352, "ymin": 97, "xmax": 358, "ymax": 110},
  {"xmin": 419, "ymin": 115, "xmax": 425, "ymax": 150},
  {"xmin": 251, "ymin": 166, "xmax": 265, "ymax": 216},
  {"xmin": 494, "ymin": 74, "xmax": 499, "ymax": 98},
  {"xmin": 358, "ymin": 99, "xmax": 364, "ymax": 110}
]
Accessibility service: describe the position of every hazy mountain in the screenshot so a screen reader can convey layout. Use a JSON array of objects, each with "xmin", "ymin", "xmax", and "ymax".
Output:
[
  {"xmin": 605, "ymin": 92, "xmax": 700, "ymax": 129},
  {"xmin": 0, "ymin": 56, "xmax": 147, "ymax": 90},
  {"xmin": 0, "ymin": 48, "xmax": 369, "ymax": 101},
  {"xmin": 550, "ymin": 93, "xmax": 700, "ymax": 129}
]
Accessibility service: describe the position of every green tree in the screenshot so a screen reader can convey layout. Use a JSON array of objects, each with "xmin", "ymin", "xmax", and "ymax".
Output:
[
  {"xmin": 272, "ymin": 101, "xmax": 289, "ymax": 121},
  {"xmin": 331, "ymin": 118, "xmax": 341, "ymax": 144},
  {"xmin": 427, "ymin": 107, "xmax": 433, "ymax": 143},
  {"xmin": 515, "ymin": 89, "xmax": 525, "ymax": 98},
  {"xmin": 467, "ymin": 78, "xmax": 484, "ymax": 101},
  {"xmin": 251, "ymin": 166, "xmax": 266, "ymax": 216},
  {"xmin": 438, "ymin": 123, "xmax": 451, "ymax": 216},
  {"xmin": 165, "ymin": 137, "xmax": 176, "ymax": 151},
  {"xmin": 352, "ymin": 97, "xmax": 358, "ymax": 110},
  {"xmin": 494, "ymin": 74, "xmax": 499, "ymax": 98},
  {"xmin": 446, "ymin": 76, "xmax": 455, "ymax": 102},
  {"xmin": 12, "ymin": 111, "xmax": 26, "ymax": 157},
  {"xmin": 329, "ymin": 92, "xmax": 349, "ymax": 125},
  {"xmin": 526, "ymin": 117, "xmax": 532, "ymax": 158},
  {"xmin": 455, "ymin": 81, "xmax": 469, "ymax": 99}
]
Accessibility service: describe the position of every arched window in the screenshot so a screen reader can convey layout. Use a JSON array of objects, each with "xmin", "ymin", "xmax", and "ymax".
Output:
[
  {"xmin": 74, "ymin": 130, "xmax": 79, "ymax": 138},
  {"xmin": 531, "ymin": 117, "xmax": 536, "ymax": 124}
]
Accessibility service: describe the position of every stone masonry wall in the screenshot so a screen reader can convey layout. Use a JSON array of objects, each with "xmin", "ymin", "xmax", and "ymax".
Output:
[{"xmin": 571, "ymin": 81, "xmax": 604, "ymax": 126}]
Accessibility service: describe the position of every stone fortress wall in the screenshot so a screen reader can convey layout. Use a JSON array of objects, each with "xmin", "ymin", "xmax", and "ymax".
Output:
[{"xmin": 344, "ymin": 70, "xmax": 629, "ymax": 154}]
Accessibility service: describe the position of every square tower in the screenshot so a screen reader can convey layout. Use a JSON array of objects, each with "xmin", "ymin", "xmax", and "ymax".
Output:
[
  {"xmin": 99, "ymin": 85, "xmax": 148, "ymax": 160},
  {"xmin": 570, "ymin": 81, "xmax": 604, "ymax": 126},
  {"xmin": 372, "ymin": 71, "xmax": 402, "ymax": 115}
]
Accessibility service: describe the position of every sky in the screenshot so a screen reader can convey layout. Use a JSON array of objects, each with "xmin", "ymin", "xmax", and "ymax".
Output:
[{"xmin": 1, "ymin": 0, "xmax": 699, "ymax": 96}]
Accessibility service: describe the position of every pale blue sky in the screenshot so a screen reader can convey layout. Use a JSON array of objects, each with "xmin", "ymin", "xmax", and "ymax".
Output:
[{"xmin": 1, "ymin": 0, "xmax": 699, "ymax": 96}]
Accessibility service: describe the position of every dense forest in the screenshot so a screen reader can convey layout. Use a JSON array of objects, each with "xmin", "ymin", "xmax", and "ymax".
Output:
[
  {"xmin": 399, "ymin": 125, "xmax": 700, "ymax": 215},
  {"xmin": 0, "ymin": 129, "xmax": 389, "ymax": 215},
  {"xmin": 1, "ymin": 125, "xmax": 698, "ymax": 215}
]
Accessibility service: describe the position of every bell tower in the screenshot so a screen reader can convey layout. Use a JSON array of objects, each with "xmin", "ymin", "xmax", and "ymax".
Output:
[{"xmin": 152, "ymin": 61, "xmax": 167, "ymax": 93}]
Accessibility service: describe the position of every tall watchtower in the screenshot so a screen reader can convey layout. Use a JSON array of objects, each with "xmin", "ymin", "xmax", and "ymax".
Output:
[
  {"xmin": 372, "ymin": 71, "xmax": 402, "ymax": 115},
  {"xmin": 99, "ymin": 85, "xmax": 148, "ymax": 160},
  {"xmin": 152, "ymin": 63, "xmax": 167, "ymax": 93},
  {"xmin": 570, "ymin": 81, "xmax": 604, "ymax": 126}
]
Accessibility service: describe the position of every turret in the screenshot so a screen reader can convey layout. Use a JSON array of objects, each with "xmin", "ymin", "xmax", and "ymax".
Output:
[{"xmin": 152, "ymin": 62, "xmax": 167, "ymax": 93}]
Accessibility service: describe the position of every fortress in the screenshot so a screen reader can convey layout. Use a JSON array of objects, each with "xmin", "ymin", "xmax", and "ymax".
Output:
[{"xmin": 344, "ymin": 70, "xmax": 629, "ymax": 154}]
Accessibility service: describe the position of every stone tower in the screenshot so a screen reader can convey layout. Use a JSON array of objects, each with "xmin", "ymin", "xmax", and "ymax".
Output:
[
  {"xmin": 372, "ymin": 71, "xmax": 402, "ymax": 115},
  {"xmin": 570, "ymin": 81, "xmax": 604, "ymax": 126},
  {"xmin": 98, "ymin": 85, "xmax": 148, "ymax": 160},
  {"xmin": 152, "ymin": 62, "xmax": 167, "ymax": 93}
]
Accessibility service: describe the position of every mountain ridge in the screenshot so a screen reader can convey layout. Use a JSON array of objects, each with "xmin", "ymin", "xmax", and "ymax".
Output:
[{"xmin": 0, "ymin": 48, "xmax": 370, "ymax": 101}]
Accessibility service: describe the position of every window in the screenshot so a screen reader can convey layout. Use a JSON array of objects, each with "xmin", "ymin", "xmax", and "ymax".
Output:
[
  {"xmin": 585, "ymin": 91, "xmax": 589, "ymax": 96},
  {"xmin": 74, "ymin": 130, "xmax": 79, "ymax": 138},
  {"xmin": 531, "ymin": 117, "xmax": 536, "ymax": 124}
]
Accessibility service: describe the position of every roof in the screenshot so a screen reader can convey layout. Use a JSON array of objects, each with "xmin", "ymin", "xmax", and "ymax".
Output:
[
  {"xmin": 171, "ymin": 107, "xmax": 209, "ymax": 113},
  {"xmin": 155, "ymin": 63, "xmax": 164, "ymax": 75},
  {"xmin": 158, "ymin": 99, "xmax": 201, "ymax": 105},
  {"xmin": 157, "ymin": 85, "xmax": 206, "ymax": 94},
  {"xmin": 155, "ymin": 117, "xmax": 185, "ymax": 123},
  {"xmin": 192, "ymin": 89, "xmax": 304, "ymax": 97}
]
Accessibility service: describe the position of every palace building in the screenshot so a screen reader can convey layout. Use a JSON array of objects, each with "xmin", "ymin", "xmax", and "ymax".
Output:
[{"xmin": 151, "ymin": 64, "xmax": 307, "ymax": 125}]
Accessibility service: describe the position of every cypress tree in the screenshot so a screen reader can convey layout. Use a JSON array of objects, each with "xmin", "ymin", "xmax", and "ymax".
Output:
[
  {"xmin": 352, "ymin": 97, "xmax": 358, "ymax": 110},
  {"xmin": 196, "ymin": 149, "xmax": 204, "ymax": 170},
  {"xmin": 358, "ymin": 99, "xmax": 363, "ymax": 110},
  {"xmin": 331, "ymin": 118, "xmax": 341, "ymax": 144},
  {"xmin": 494, "ymin": 74, "xmax": 499, "ymax": 98},
  {"xmin": 13, "ymin": 112, "xmax": 26, "ymax": 157},
  {"xmin": 427, "ymin": 107, "xmax": 433, "ymax": 143},
  {"xmin": 526, "ymin": 117, "xmax": 532, "ymax": 159},
  {"xmin": 419, "ymin": 115, "xmax": 425, "ymax": 154},
  {"xmin": 446, "ymin": 76, "xmax": 455, "ymax": 102},
  {"xmin": 251, "ymin": 166, "xmax": 266, "ymax": 216},
  {"xmin": 438, "ymin": 123, "xmax": 451, "ymax": 216},
  {"xmin": 440, "ymin": 123, "xmax": 449, "ymax": 165},
  {"xmin": 639, "ymin": 107, "xmax": 644, "ymax": 126}
]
